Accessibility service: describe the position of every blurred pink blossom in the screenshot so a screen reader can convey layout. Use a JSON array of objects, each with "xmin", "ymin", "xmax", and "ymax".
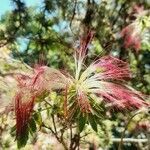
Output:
[{"xmin": 121, "ymin": 24, "xmax": 141, "ymax": 51}]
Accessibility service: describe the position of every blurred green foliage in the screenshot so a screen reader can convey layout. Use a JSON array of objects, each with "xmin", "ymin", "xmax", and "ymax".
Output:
[{"xmin": 0, "ymin": 0, "xmax": 149, "ymax": 149}]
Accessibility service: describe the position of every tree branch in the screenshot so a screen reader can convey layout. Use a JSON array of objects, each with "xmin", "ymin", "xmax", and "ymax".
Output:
[{"xmin": 42, "ymin": 123, "xmax": 68, "ymax": 150}]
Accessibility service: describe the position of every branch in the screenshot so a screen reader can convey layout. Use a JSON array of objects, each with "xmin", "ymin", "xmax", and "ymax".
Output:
[
  {"xmin": 112, "ymin": 138, "xmax": 148, "ymax": 143},
  {"xmin": 44, "ymin": 99, "xmax": 52, "ymax": 107},
  {"xmin": 70, "ymin": 0, "xmax": 77, "ymax": 31},
  {"xmin": 111, "ymin": 1, "xmax": 127, "ymax": 28},
  {"xmin": 51, "ymin": 115, "xmax": 58, "ymax": 135},
  {"xmin": 118, "ymin": 109, "xmax": 146, "ymax": 150},
  {"xmin": 80, "ymin": 132, "xmax": 92, "ymax": 138},
  {"xmin": 42, "ymin": 123, "xmax": 68, "ymax": 150}
]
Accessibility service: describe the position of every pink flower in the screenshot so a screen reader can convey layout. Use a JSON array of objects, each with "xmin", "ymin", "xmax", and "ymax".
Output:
[
  {"xmin": 75, "ymin": 30, "xmax": 94, "ymax": 61},
  {"xmin": 77, "ymin": 90, "xmax": 91, "ymax": 113},
  {"xmin": 77, "ymin": 55, "xmax": 148, "ymax": 110},
  {"xmin": 91, "ymin": 56, "xmax": 131, "ymax": 80},
  {"xmin": 121, "ymin": 24, "xmax": 141, "ymax": 51},
  {"xmin": 121, "ymin": 5, "xmax": 149, "ymax": 52},
  {"xmin": 132, "ymin": 5, "xmax": 144, "ymax": 14},
  {"xmin": 136, "ymin": 120, "xmax": 150, "ymax": 131},
  {"xmin": 71, "ymin": 31, "xmax": 148, "ymax": 113},
  {"xmin": 15, "ymin": 91, "xmax": 35, "ymax": 138},
  {"xmin": 93, "ymin": 82, "xmax": 147, "ymax": 109},
  {"xmin": 75, "ymin": 30, "xmax": 95, "ymax": 80},
  {"xmin": 15, "ymin": 66, "xmax": 67, "ymax": 138}
]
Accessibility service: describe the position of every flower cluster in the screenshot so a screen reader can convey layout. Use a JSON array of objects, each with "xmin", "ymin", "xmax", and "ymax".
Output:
[
  {"xmin": 71, "ymin": 31, "xmax": 148, "ymax": 113},
  {"xmin": 10, "ymin": 30, "xmax": 149, "ymax": 139}
]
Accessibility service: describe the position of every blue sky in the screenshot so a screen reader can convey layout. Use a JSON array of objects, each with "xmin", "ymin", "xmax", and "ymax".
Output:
[
  {"xmin": 0, "ymin": 0, "xmax": 41, "ymax": 17},
  {"xmin": 0, "ymin": 0, "xmax": 43, "ymax": 52}
]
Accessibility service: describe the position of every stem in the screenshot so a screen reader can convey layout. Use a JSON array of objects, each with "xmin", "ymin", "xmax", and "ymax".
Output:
[
  {"xmin": 70, "ymin": 0, "xmax": 77, "ymax": 34},
  {"xmin": 118, "ymin": 110, "xmax": 144, "ymax": 150},
  {"xmin": 113, "ymin": 138, "xmax": 148, "ymax": 143},
  {"xmin": 44, "ymin": 99, "xmax": 52, "ymax": 106},
  {"xmin": 42, "ymin": 123, "xmax": 68, "ymax": 150},
  {"xmin": 51, "ymin": 115, "xmax": 57, "ymax": 135},
  {"xmin": 70, "ymin": 133, "xmax": 80, "ymax": 150},
  {"xmin": 80, "ymin": 132, "xmax": 92, "ymax": 138},
  {"xmin": 70, "ymin": 125, "xmax": 73, "ymax": 142},
  {"xmin": 69, "ymin": 124, "xmax": 73, "ymax": 150},
  {"xmin": 64, "ymin": 86, "xmax": 68, "ymax": 119}
]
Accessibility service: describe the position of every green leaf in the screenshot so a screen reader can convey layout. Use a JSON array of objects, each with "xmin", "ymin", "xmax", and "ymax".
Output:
[
  {"xmin": 78, "ymin": 113, "xmax": 87, "ymax": 133},
  {"xmin": 92, "ymin": 106, "xmax": 104, "ymax": 119},
  {"xmin": 10, "ymin": 125, "xmax": 16, "ymax": 137},
  {"xmin": 28, "ymin": 118, "xmax": 37, "ymax": 135},
  {"xmin": 33, "ymin": 112, "xmax": 42, "ymax": 126},
  {"xmin": 88, "ymin": 114, "xmax": 98, "ymax": 132},
  {"xmin": 17, "ymin": 128, "xmax": 29, "ymax": 149}
]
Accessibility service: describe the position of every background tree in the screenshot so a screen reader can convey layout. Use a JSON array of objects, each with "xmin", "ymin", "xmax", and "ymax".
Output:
[{"xmin": 0, "ymin": 0, "xmax": 149, "ymax": 149}]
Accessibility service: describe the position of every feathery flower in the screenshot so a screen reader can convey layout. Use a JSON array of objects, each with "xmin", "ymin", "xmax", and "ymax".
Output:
[
  {"xmin": 15, "ymin": 66, "xmax": 67, "ymax": 138},
  {"xmin": 121, "ymin": 5, "xmax": 150, "ymax": 52},
  {"xmin": 15, "ymin": 90, "xmax": 35, "ymax": 138},
  {"xmin": 77, "ymin": 90, "xmax": 91, "ymax": 113},
  {"xmin": 121, "ymin": 23, "xmax": 142, "ymax": 51},
  {"xmin": 75, "ymin": 30, "xmax": 95, "ymax": 80},
  {"xmin": 69, "ymin": 30, "xmax": 148, "ymax": 114}
]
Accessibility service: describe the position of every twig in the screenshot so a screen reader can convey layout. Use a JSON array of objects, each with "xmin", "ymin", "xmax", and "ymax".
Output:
[
  {"xmin": 32, "ymin": 106, "xmax": 52, "ymax": 116},
  {"xmin": 42, "ymin": 123, "xmax": 68, "ymax": 150},
  {"xmin": 44, "ymin": 99, "xmax": 52, "ymax": 107},
  {"xmin": 111, "ymin": 1, "xmax": 127, "ymax": 28},
  {"xmin": 118, "ymin": 110, "xmax": 145, "ymax": 150},
  {"xmin": 70, "ymin": 0, "xmax": 78, "ymax": 33},
  {"xmin": 113, "ymin": 138, "xmax": 148, "ymax": 143},
  {"xmin": 51, "ymin": 115, "xmax": 58, "ymax": 135},
  {"xmin": 64, "ymin": 86, "xmax": 68, "ymax": 119},
  {"xmin": 70, "ymin": 124, "xmax": 73, "ymax": 141},
  {"xmin": 80, "ymin": 132, "xmax": 92, "ymax": 138}
]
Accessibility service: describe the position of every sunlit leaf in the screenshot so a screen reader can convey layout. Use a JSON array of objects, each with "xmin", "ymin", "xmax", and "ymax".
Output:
[{"xmin": 33, "ymin": 112, "xmax": 42, "ymax": 126}]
